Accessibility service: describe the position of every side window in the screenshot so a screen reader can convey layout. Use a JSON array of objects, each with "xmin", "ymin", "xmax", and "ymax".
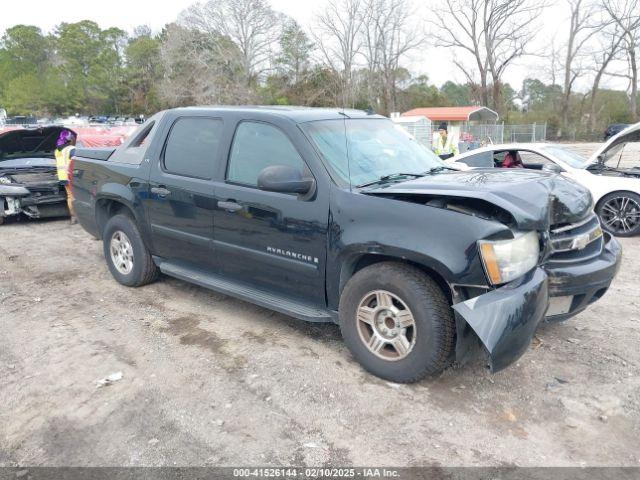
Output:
[
  {"xmin": 519, "ymin": 151, "xmax": 554, "ymax": 168},
  {"xmin": 460, "ymin": 151, "xmax": 494, "ymax": 168},
  {"xmin": 128, "ymin": 121, "xmax": 155, "ymax": 148},
  {"xmin": 227, "ymin": 121, "xmax": 306, "ymax": 186},
  {"xmin": 163, "ymin": 117, "xmax": 223, "ymax": 179}
]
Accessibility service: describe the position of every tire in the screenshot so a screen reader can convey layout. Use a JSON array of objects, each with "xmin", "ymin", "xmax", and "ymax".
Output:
[
  {"xmin": 596, "ymin": 191, "xmax": 640, "ymax": 237},
  {"xmin": 103, "ymin": 214, "xmax": 159, "ymax": 287},
  {"xmin": 339, "ymin": 262, "xmax": 455, "ymax": 383}
]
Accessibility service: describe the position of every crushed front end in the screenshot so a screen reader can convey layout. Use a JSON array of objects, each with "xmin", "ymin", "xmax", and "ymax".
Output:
[
  {"xmin": 0, "ymin": 169, "xmax": 69, "ymax": 222},
  {"xmin": 0, "ymin": 126, "xmax": 73, "ymax": 223},
  {"xmin": 452, "ymin": 193, "xmax": 621, "ymax": 373},
  {"xmin": 543, "ymin": 213, "xmax": 621, "ymax": 321}
]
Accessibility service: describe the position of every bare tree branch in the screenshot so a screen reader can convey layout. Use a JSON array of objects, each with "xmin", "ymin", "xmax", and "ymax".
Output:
[{"xmin": 428, "ymin": 0, "xmax": 544, "ymax": 113}]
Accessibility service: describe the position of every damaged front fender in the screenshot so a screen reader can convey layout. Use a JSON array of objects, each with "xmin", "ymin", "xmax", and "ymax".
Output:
[{"xmin": 453, "ymin": 268, "xmax": 549, "ymax": 372}]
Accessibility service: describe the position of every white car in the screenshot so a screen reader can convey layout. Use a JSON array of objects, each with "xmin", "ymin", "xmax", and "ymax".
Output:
[{"xmin": 447, "ymin": 123, "xmax": 640, "ymax": 236}]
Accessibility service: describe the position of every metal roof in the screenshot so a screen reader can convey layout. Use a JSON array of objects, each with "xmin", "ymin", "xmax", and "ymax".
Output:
[
  {"xmin": 401, "ymin": 106, "xmax": 499, "ymax": 122},
  {"xmin": 175, "ymin": 106, "xmax": 386, "ymax": 123}
]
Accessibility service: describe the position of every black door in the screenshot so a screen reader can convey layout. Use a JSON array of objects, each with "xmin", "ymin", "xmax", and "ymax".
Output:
[
  {"xmin": 212, "ymin": 120, "xmax": 328, "ymax": 306},
  {"xmin": 146, "ymin": 116, "xmax": 223, "ymax": 268}
]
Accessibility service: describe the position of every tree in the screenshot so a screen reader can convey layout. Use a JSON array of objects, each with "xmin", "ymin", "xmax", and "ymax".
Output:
[
  {"xmin": 179, "ymin": 0, "xmax": 282, "ymax": 86},
  {"xmin": 559, "ymin": 0, "xmax": 604, "ymax": 132},
  {"xmin": 396, "ymin": 75, "xmax": 449, "ymax": 111},
  {"xmin": 313, "ymin": 0, "xmax": 365, "ymax": 107},
  {"xmin": 275, "ymin": 19, "xmax": 314, "ymax": 85},
  {"xmin": 0, "ymin": 25, "xmax": 49, "ymax": 76},
  {"xmin": 0, "ymin": 25, "xmax": 51, "ymax": 113},
  {"xmin": 440, "ymin": 81, "xmax": 474, "ymax": 106},
  {"xmin": 158, "ymin": 23, "xmax": 249, "ymax": 107},
  {"xmin": 430, "ymin": 0, "xmax": 542, "ymax": 114},
  {"xmin": 359, "ymin": 0, "xmax": 422, "ymax": 115},
  {"xmin": 123, "ymin": 27, "xmax": 162, "ymax": 112},
  {"xmin": 587, "ymin": 20, "xmax": 625, "ymax": 131},
  {"xmin": 53, "ymin": 21, "xmax": 127, "ymax": 114},
  {"xmin": 603, "ymin": 0, "xmax": 640, "ymax": 122}
]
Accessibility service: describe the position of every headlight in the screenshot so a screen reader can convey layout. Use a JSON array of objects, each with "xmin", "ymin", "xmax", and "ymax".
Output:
[
  {"xmin": 478, "ymin": 231, "xmax": 540, "ymax": 285},
  {"xmin": 0, "ymin": 176, "xmax": 11, "ymax": 184}
]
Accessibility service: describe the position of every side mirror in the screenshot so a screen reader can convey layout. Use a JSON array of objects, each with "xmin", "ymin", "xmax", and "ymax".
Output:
[
  {"xmin": 542, "ymin": 163, "xmax": 562, "ymax": 174},
  {"xmin": 257, "ymin": 165, "xmax": 315, "ymax": 195}
]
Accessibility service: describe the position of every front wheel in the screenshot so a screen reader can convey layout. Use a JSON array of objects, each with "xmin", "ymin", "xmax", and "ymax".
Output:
[
  {"xmin": 103, "ymin": 214, "xmax": 159, "ymax": 286},
  {"xmin": 339, "ymin": 262, "xmax": 455, "ymax": 383},
  {"xmin": 597, "ymin": 192, "xmax": 640, "ymax": 237}
]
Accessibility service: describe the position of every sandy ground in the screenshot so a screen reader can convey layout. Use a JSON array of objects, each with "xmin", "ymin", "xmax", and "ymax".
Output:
[{"xmin": 1, "ymin": 147, "xmax": 639, "ymax": 467}]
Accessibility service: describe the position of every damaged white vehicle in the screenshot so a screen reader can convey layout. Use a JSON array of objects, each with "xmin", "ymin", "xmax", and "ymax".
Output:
[
  {"xmin": 448, "ymin": 123, "xmax": 640, "ymax": 236},
  {"xmin": 0, "ymin": 127, "xmax": 71, "ymax": 224}
]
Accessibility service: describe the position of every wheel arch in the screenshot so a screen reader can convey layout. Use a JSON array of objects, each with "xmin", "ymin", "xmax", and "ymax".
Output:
[
  {"xmin": 95, "ymin": 197, "xmax": 137, "ymax": 238},
  {"xmin": 337, "ymin": 253, "xmax": 454, "ymax": 306},
  {"xmin": 595, "ymin": 189, "xmax": 640, "ymax": 209}
]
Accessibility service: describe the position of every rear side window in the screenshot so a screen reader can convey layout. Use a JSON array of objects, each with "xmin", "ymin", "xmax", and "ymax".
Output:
[
  {"xmin": 163, "ymin": 117, "xmax": 223, "ymax": 179},
  {"xmin": 459, "ymin": 151, "xmax": 494, "ymax": 168},
  {"xmin": 227, "ymin": 121, "xmax": 306, "ymax": 186},
  {"xmin": 129, "ymin": 121, "xmax": 154, "ymax": 147}
]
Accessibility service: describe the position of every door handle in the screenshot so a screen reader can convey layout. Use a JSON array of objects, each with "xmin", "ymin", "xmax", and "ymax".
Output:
[
  {"xmin": 218, "ymin": 200, "xmax": 243, "ymax": 212},
  {"xmin": 151, "ymin": 186, "xmax": 171, "ymax": 197}
]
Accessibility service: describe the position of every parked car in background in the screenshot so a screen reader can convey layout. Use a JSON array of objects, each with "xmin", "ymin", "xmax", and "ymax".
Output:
[
  {"xmin": 605, "ymin": 123, "xmax": 629, "ymax": 141},
  {"xmin": 5, "ymin": 116, "xmax": 37, "ymax": 126},
  {"xmin": 0, "ymin": 126, "xmax": 71, "ymax": 224},
  {"xmin": 70, "ymin": 106, "xmax": 620, "ymax": 382},
  {"xmin": 447, "ymin": 122, "xmax": 640, "ymax": 236}
]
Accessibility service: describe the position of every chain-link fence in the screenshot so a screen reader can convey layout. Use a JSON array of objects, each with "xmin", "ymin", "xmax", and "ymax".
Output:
[
  {"xmin": 395, "ymin": 121, "xmax": 548, "ymax": 151},
  {"xmin": 503, "ymin": 123, "xmax": 547, "ymax": 143}
]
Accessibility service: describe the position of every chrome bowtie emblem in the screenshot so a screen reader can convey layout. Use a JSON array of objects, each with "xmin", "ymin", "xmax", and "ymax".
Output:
[
  {"xmin": 571, "ymin": 234, "xmax": 590, "ymax": 250},
  {"xmin": 570, "ymin": 225, "xmax": 603, "ymax": 251}
]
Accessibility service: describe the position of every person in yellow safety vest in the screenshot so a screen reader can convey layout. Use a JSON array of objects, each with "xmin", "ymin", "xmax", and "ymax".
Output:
[
  {"xmin": 432, "ymin": 122, "xmax": 459, "ymax": 160},
  {"xmin": 55, "ymin": 129, "xmax": 77, "ymax": 224}
]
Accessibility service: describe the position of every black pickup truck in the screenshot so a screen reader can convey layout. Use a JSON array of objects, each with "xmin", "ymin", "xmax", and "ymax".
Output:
[{"xmin": 71, "ymin": 107, "xmax": 621, "ymax": 383}]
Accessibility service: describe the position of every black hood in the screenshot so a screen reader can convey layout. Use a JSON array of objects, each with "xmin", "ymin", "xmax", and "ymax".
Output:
[
  {"xmin": 0, "ymin": 126, "xmax": 73, "ymax": 160},
  {"xmin": 364, "ymin": 169, "xmax": 593, "ymax": 230}
]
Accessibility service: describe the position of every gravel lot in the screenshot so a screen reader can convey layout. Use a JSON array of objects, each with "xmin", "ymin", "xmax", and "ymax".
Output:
[{"xmin": 1, "ymin": 145, "xmax": 639, "ymax": 467}]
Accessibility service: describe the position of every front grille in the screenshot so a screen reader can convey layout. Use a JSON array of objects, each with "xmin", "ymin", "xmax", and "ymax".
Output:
[
  {"xmin": 10, "ymin": 171, "xmax": 58, "ymax": 184},
  {"xmin": 549, "ymin": 214, "xmax": 604, "ymax": 263},
  {"xmin": 9, "ymin": 171, "xmax": 61, "ymax": 195}
]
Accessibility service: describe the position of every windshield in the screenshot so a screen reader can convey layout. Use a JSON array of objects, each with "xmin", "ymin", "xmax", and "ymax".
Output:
[
  {"xmin": 542, "ymin": 145, "xmax": 589, "ymax": 169},
  {"xmin": 302, "ymin": 118, "xmax": 445, "ymax": 187}
]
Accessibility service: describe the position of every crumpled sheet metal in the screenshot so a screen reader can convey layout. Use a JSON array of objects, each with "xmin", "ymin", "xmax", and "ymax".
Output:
[{"xmin": 453, "ymin": 268, "xmax": 549, "ymax": 372}]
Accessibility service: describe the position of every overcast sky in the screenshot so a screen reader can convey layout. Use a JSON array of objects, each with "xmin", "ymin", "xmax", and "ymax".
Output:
[{"xmin": 0, "ymin": 0, "xmax": 628, "ymax": 93}]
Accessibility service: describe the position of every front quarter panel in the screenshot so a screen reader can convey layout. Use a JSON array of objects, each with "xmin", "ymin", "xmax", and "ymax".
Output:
[{"xmin": 326, "ymin": 186, "xmax": 511, "ymax": 309}]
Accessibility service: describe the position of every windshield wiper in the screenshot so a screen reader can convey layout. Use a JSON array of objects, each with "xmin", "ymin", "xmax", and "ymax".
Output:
[
  {"xmin": 356, "ymin": 172, "xmax": 424, "ymax": 188},
  {"xmin": 424, "ymin": 166, "xmax": 457, "ymax": 174}
]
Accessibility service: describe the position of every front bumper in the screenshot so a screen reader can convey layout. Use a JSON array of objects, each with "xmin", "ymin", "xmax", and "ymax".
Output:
[
  {"xmin": 544, "ymin": 232, "xmax": 621, "ymax": 321},
  {"xmin": 0, "ymin": 185, "xmax": 68, "ymax": 219},
  {"xmin": 453, "ymin": 268, "xmax": 549, "ymax": 372},
  {"xmin": 452, "ymin": 232, "xmax": 622, "ymax": 372}
]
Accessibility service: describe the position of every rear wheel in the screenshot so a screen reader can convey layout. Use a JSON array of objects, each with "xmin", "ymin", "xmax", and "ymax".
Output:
[
  {"xmin": 339, "ymin": 262, "xmax": 455, "ymax": 383},
  {"xmin": 103, "ymin": 214, "xmax": 158, "ymax": 286},
  {"xmin": 597, "ymin": 192, "xmax": 640, "ymax": 237}
]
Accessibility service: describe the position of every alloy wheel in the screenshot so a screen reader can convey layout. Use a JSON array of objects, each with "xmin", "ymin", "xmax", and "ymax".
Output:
[
  {"xmin": 356, "ymin": 290, "xmax": 417, "ymax": 361},
  {"xmin": 110, "ymin": 230, "xmax": 134, "ymax": 275},
  {"xmin": 600, "ymin": 196, "xmax": 640, "ymax": 234}
]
